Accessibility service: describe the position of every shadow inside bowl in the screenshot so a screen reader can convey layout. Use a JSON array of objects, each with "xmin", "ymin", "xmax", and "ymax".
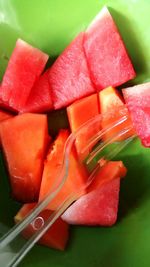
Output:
[
  {"xmin": 0, "ymin": 152, "xmax": 21, "ymax": 228},
  {"xmin": 115, "ymin": 142, "xmax": 150, "ymax": 221}
]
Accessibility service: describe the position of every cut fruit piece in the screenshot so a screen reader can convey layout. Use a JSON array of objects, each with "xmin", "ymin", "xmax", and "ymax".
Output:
[
  {"xmin": 88, "ymin": 160, "xmax": 127, "ymax": 192},
  {"xmin": 67, "ymin": 94, "xmax": 99, "ymax": 130},
  {"xmin": 99, "ymin": 86, "xmax": 135, "ymax": 141},
  {"xmin": 62, "ymin": 161, "xmax": 127, "ymax": 226},
  {"xmin": 49, "ymin": 32, "xmax": 95, "ymax": 109},
  {"xmin": 62, "ymin": 177, "xmax": 120, "ymax": 226},
  {"xmin": 21, "ymin": 70, "xmax": 53, "ymax": 113},
  {"xmin": 0, "ymin": 113, "xmax": 50, "ymax": 202},
  {"xmin": 0, "ymin": 39, "xmax": 48, "ymax": 111},
  {"xmin": 0, "ymin": 109, "xmax": 14, "ymax": 146},
  {"xmin": 67, "ymin": 94, "xmax": 100, "ymax": 157},
  {"xmin": 122, "ymin": 82, "xmax": 150, "ymax": 147},
  {"xmin": 15, "ymin": 203, "xmax": 69, "ymax": 250},
  {"xmin": 39, "ymin": 129, "xmax": 87, "ymax": 210},
  {"xmin": 0, "ymin": 109, "xmax": 13, "ymax": 122},
  {"xmin": 84, "ymin": 7, "xmax": 136, "ymax": 90}
]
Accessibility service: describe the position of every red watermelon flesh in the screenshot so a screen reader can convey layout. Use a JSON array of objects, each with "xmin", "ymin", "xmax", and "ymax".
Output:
[
  {"xmin": 21, "ymin": 70, "xmax": 53, "ymax": 113},
  {"xmin": 0, "ymin": 39, "xmax": 49, "ymax": 111},
  {"xmin": 0, "ymin": 109, "xmax": 13, "ymax": 122},
  {"xmin": 67, "ymin": 94, "xmax": 100, "ymax": 158},
  {"xmin": 39, "ymin": 129, "xmax": 87, "ymax": 210},
  {"xmin": 49, "ymin": 32, "xmax": 95, "ymax": 109},
  {"xmin": 0, "ymin": 113, "xmax": 50, "ymax": 202},
  {"xmin": 99, "ymin": 86, "xmax": 135, "ymax": 141},
  {"xmin": 84, "ymin": 7, "xmax": 136, "ymax": 90},
  {"xmin": 62, "ymin": 161, "xmax": 126, "ymax": 226},
  {"xmin": 122, "ymin": 82, "xmax": 150, "ymax": 147},
  {"xmin": 0, "ymin": 109, "xmax": 14, "ymax": 146},
  {"xmin": 62, "ymin": 178, "xmax": 120, "ymax": 226}
]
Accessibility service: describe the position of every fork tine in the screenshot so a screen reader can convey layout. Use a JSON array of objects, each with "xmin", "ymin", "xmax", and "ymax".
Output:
[
  {"xmin": 102, "ymin": 135, "xmax": 136, "ymax": 162},
  {"xmin": 80, "ymin": 114, "xmax": 128, "ymax": 155},
  {"xmin": 87, "ymin": 124, "xmax": 135, "ymax": 164}
]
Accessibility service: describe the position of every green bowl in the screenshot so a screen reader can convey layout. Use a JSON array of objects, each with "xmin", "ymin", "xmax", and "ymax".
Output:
[{"xmin": 1, "ymin": 1, "xmax": 150, "ymax": 267}]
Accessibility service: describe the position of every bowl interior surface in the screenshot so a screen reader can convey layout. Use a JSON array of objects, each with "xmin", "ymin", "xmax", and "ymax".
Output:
[{"xmin": 0, "ymin": 1, "xmax": 150, "ymax": 267}]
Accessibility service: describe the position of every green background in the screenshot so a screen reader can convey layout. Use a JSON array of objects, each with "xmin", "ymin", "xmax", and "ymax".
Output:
[{"xmin": 0, "ymin": 0, "xmax": 150, "ymax": 266}]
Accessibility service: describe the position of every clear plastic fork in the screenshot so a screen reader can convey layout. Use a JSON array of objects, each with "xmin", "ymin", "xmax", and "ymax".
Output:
[{"xmin": 0, "ymin": 107, "xmax": 137, "ymax": 267}]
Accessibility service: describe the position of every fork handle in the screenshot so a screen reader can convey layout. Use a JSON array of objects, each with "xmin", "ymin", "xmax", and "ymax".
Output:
[
  {"xmin": 1, "ymin": 193, "xmax": 79, "ymax": 267},
  {"xmin": 0, "ymin": 162, "xmax": 68, "ymax": 250}
]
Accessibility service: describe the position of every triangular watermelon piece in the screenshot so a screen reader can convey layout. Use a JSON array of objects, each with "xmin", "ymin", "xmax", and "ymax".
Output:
[
  {"xmin": 62, "ymin": 161, "xmax": 127, "ymax": 226},
  {"xmin": 21, "ymin": 70, "xmax": 53, "ymax": 113},
  {"xmin": 62, "ymin": 178, "xmax": 120, "ymax": 226},
  {"xmin": 122, "ymin": 82, "xmax": 150, "ymax": 147},
  {"xmin": 0, "ymin": 39, "xmax": 48, "ymax": 112},
  {"xmin": 48, "ymin": 32, "xmax": 95, "ymax": 109},
  {"xmin": 84, "ymin": 7, "xmax": 136, "ymax": 90}
]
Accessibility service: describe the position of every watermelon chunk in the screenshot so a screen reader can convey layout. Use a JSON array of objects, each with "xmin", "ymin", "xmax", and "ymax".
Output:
[
  {"xmin": 99, "ymin": 86, "xmax": 135, "ymax": 141},
  {"xmin": 84, "ymin": 7, "xmax": 136, "ymax": 90},
  {"xmin": 62, "ymin": 161, "xmax": 127, "ymax": 226},
  {"xmin": 62, "ymin": 178, "xmax": 120, "ymax": 226},
  {"xmin": 122, "ymin": 82, "xmax": 150, "ymax": 147},
  {"xmin": 0, "ymin": 39, "xmax": 49, "ymax": 111},
  {"xmin": 15, "ymin": 203, "xmax": 69, "ymax": 250},
  {"xmin": 67, "ymin": 94, "xmax": 100, "ymax": 158},
  {"xmin": 49, "ymin": 32, "xmax": 95, "ymax": 109},
  {"xmin": 0, "ymin": 113, "xmax": 50, "ymax": 202},
  {"xmin": 0, "ymin": 109, "xmax": 13, "ymax": 122},
  {"xmin": 88, "ymin": 161, "xmax": 127, "ymax": 191},
  {"xmin": 0, "ymin": 109, "xmax": 14, "ymax": 146},
  {"xmin": 39, "ymin": 129, "xmax": 87, "ymax": 210},
  {"xmin": 21, "ymin": 70, "xmax": 53, "ymax": 113}
]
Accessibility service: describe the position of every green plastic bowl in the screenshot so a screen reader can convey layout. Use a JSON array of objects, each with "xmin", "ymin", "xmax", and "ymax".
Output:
[{"xmin": 1, "ymin": 1, "xmax": 150, "ymax": 267}]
